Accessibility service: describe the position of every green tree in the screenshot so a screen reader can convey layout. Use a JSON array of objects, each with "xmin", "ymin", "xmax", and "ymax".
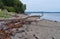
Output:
[
  {"xmin": 6, "ymin": 7, "xmax": 16, "ymax": 12},
  {"xmin": 0, "ymin": 0, "xmax": 4, "ymax": 9},
  {"xmin": 0, "ymin": 0, "xmax": 26, "ymax": 13}
]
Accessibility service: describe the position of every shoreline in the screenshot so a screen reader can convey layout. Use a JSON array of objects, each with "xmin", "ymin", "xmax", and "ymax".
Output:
[
  {"xmin": 0, "ymin": 13, "xmax": 60, "ymax": 22},
  {"xmin": 27, "ymin": 13, "xmax": 60, "ymax": 22},
  {"xmin": 0, "ymin": 14, "xmax": 60, "ymax": 39},
  {"xmin": 10, "ymin": 14, "xmax": 60, "ymax": 39}
]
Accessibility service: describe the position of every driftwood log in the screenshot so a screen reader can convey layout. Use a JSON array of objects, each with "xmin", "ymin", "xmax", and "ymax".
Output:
[{"xmin": 0, "ymin": 15, "xmax": 40, "ymax": 21}]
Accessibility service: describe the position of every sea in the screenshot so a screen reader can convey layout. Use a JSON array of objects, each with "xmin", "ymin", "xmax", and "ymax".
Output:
[{"xmin": 25, "ymin": 12, "xmax": 60, "ymax": 22}]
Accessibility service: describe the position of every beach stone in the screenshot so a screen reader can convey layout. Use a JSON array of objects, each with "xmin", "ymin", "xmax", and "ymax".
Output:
[{"xmin": 0, "ymin": 19, "xmax": 60, "ymax": 39}]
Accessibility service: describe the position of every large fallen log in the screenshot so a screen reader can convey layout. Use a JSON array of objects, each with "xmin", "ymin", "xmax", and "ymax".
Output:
[
  {"xmin": 6, "ymin": 22, "xmax": 24, "ymax": 29},
  {"xmin": 0, "ymin": 15, "xmax": 40, "ymax": 21}
]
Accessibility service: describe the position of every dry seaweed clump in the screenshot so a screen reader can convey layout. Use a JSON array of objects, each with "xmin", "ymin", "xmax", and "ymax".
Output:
[
  {"xmin": 0, "ymin": 20, "xmax": 30, "ymax": 39},
  {"xmin": 0, "ymin": 29, "xmax": 11, "ymax": 39},
  {"xmin": 0, "ymin": 21, "xmax": 24, "ymax": 39}
]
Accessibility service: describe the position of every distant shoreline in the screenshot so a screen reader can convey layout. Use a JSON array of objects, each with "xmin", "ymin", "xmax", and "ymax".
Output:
[{"xmin": 25, "ymin": 12, "xmax": 60, "ymax": 13}]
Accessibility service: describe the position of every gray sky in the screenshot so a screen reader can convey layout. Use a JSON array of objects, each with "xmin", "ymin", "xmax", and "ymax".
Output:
[{"xmin": 20, "ymin": 0, "xmax": 60, "ymax": 12}]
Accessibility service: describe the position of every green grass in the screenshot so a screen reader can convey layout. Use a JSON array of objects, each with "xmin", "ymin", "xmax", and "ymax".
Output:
[{"xmin": 0, "ymin": 11, "xmax": 14, "ymax": 18}]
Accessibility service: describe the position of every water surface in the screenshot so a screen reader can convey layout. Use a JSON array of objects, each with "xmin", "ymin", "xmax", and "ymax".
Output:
[{"xmin": 26, "ymin": 13, "xmax": 60, "ymax": 22}]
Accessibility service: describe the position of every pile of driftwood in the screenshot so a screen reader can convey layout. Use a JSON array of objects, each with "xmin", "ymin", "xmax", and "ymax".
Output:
[{"xmin": 0, "ymin": 15, "xmax": 40, "ymax": 39}]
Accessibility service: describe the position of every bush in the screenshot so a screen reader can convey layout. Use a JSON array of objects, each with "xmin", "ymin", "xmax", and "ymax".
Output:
[
  {"xmin": 6, "ymin": 7, "xmax": 16, "ymax": 12},
  {"xmin": 0, "ymin": 11, "xmax": 12, "ymax": 18}
]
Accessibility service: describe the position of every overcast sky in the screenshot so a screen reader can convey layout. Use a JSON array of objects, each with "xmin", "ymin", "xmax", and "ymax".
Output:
[{"xmin": 20, "ymin": 0, "xmax": 60, "ymax": 12}]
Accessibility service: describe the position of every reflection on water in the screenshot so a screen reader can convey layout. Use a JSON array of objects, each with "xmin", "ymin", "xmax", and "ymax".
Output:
[{"xmin": 28, "ymin": 13, "xmax": 60, "ymax": 22}]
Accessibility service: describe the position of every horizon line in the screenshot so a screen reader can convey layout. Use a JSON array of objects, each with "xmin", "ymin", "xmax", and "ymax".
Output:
[{"xmin": 25, "ymin": 11, "xmax": 60, "ymax": 13}]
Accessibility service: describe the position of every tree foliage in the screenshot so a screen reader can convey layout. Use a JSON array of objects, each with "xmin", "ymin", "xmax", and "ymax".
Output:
[{"xmin": 0, "ymin": 0, "xmax": 26, "ymax": 13}]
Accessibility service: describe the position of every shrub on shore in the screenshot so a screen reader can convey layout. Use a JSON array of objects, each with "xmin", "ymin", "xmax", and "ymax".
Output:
[{"xmin": 0, "ymin": 10, "xmax": 15, "ymax": 18}]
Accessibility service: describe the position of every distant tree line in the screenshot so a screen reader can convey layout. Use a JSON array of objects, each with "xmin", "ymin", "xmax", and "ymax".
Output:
[{"xmin": 0, "ymin": 0, "xmax": 26, "ymax": 13}]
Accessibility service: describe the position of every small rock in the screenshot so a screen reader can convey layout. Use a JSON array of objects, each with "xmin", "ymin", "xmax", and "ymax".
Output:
[{"xmin": 33, "ymin": 34, "xmax": 39, "ymax": 39}]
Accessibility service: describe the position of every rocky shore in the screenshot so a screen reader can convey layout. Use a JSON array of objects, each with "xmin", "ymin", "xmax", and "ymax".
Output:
[
  {"xmin": 0, "ymin": 14, "xmax": 60, "ymax": 39},
  {"xmin": 9, "ymin": 19, "xmax": 60, "ymax": 39}
]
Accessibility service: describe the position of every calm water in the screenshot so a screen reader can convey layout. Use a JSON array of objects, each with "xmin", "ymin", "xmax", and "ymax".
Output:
[{"xmin": 25, "ymin": 13, "xmax": 60, "ymax": 22}]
